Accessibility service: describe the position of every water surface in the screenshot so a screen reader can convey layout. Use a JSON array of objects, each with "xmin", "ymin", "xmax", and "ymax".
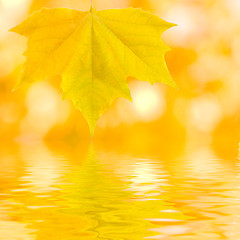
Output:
[{"xmin": 0, "ymin": 141, "xmax": 240, "ymax": 239}]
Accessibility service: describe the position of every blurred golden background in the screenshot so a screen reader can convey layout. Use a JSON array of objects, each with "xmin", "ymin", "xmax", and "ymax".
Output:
[
  {"xmin": 0, "ymin": 0, "xmax": 240, "ymax": 153},
  {"xmin": 1, "ymin": 2, "xmax": 240, "ymax": 239}
]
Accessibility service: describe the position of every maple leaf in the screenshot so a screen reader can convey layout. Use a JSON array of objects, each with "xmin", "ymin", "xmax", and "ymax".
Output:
[{"xmin": 10, "ymin": 7, "xmax": 176, "ymax": 136}]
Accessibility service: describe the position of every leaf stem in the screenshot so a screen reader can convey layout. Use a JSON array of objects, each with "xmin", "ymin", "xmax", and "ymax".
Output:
[{"xmin": 90, "ymin": 0, "xmax": 93, "ymax": 11}]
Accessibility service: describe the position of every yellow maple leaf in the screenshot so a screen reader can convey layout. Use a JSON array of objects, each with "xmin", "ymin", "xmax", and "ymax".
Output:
[{"xmin": 11, "ymin": 7, "xmax": 176, "ymax": 136}]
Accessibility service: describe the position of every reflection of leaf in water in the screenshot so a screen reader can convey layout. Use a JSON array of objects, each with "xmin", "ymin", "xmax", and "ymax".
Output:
[{"xmin": 60, "ymin": 144, "xmax": 189, "ymax": 239}]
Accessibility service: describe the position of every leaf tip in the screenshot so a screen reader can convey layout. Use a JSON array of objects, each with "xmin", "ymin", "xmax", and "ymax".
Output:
[
  {"xmin": 172, "ymin": 82, "xmax": 178, "ymax": 89},
  {"xmin": 90, "ymin": 128, "xmax": 95, "ymax": 138},
  {"xmin": 169, "ymin": 22, "xmax": 178, "ymax": 28},
  {"xmin": 9, "ymin": 25, "xmax": 18, "ymax": 34},
  {"xmin": 12, "ymin": 78, "xmax": 24, "ymax": 91},
  {"xmin": 89, "ymin": 122, "xmax": 97, "ymax": 137},
  {"xmin": 168, "ymin": 79, "xmax": 178, "ymax": 89},
  {"xmin": 82, "ymin": 114, "xmax": 98, "ymax": 137}
]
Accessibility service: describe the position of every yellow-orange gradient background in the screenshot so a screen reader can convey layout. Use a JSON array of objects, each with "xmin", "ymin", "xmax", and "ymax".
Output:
[
  {"xmin": 0, "ymin": 0, "xmax": 240, "ymax": 153},
  {"xmin": 1, "ymin": 2, "xmax": 240, "ymax": 239}
]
